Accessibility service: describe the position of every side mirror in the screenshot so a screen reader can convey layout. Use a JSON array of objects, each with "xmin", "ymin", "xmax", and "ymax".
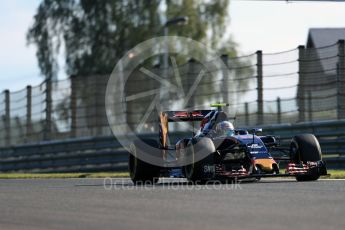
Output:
[
  {"xmin": 251, "ymin": 128, "xmax": 262, "ymax": 144},
  {"xmin": 252, "ymin": 128, "xmax": 262, "ymax": 134}
]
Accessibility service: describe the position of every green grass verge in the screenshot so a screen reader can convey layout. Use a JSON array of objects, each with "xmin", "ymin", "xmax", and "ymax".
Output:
[
  {"xmin": 0, "ymin": 172, "xmax": 129, "ymax": 179},
  {"xmin": 321, "ymin": 170, "xmax": 345, "ymax": 179},
  {"xmin": 0, "ymin": 170, "xmax": 344, "ymax": 179}
]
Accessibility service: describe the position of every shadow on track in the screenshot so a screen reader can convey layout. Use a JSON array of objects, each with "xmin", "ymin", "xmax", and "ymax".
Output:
[{"xmin": 74, "ymin": 178, "xmax": 298, "ymax": 188}]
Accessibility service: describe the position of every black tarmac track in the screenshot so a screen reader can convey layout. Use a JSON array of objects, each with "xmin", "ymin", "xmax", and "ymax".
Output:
[{"xmin": 0, "ymin": 178, "xmax": 344, "ymax": 230}]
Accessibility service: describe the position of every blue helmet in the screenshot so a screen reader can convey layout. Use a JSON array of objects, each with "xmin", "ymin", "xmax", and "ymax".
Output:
[{"xmin": 215, "ymin": 121, "xmax": 235, "ymax": 136}]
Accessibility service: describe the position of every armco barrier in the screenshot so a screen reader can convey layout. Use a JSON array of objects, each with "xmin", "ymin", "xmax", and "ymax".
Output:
[
  {"xmin": 0, "ymin": 133, "xmax": 186, "ymax": 173},
  {"xmin": 260, "ymin": 119, "xmax": 345, "ymax": 155},
  {"xmin": 0, "ymin": 120, "xmax": 344, "ymax": 172}
]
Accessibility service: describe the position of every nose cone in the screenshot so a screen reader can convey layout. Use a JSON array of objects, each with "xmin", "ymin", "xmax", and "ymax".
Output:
[{"xmin": 254, "ymin": 159, "xmax": 277, "ymax": 172}]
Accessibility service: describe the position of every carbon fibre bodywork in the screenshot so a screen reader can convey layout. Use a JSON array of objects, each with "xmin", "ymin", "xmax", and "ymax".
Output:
[{"xmin": 157, "ymin": 108, "xmax": 327, "ymax": 181}]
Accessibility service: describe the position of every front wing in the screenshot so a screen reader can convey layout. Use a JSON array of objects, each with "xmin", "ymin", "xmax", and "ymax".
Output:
[{"xmin": 209, "ymin": 161, "xmax": 328, "ymax": 179}]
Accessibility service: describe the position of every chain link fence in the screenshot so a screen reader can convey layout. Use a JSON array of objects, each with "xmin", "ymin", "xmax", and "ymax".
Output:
[{"xmin": 1, "ymin": 40, "xmax": 344, "ymax": 147}]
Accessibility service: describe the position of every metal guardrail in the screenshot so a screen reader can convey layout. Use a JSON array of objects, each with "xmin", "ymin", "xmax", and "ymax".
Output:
[
  {"xmin": 0, "ymin": 136, "xmax": 130, "ymax": 173},
  {"xmin": 260, "ymin": 119, "xmax": 345, "ymax": 155},
  {"xmin": 0, "ymin": 120, "xmax": 344, "ymax": 172}
]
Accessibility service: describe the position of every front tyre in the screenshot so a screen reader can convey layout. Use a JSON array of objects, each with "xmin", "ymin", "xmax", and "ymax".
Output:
[{"xmin": 290, "ymin": 134, "xmax": 323, "ymax": 181}]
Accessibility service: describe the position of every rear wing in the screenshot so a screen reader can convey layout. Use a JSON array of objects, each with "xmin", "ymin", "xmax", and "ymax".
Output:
[
  {"xmin": 158, "ymin": 110, "xmax": 212, "ymax": 149},
  {"xmin": 162, "ymin": 110, "xmax": 213, "ymax": 122}
]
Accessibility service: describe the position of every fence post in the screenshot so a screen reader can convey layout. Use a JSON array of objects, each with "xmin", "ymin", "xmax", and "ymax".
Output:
[
  {"xmin": 15, "ymin": 117, "xmax": 23, "ymax": 141},
  {"xmin": 4, "ymin": 90, "xmax": 10, "ymax": 146},
  {"xmin": 44, "ymin": 78, "xmax": 52, "ymax": 140},
  {"xmin": 245, "ymin": 102, "xmax": 249, "ymax": 126},
  {"xmin": 277, "ymin": 97, "xmax": 281, "ymax": 124},
  {"xmin": 221, "ymin": 54, "xmax": 229, "ymax": 105},
  {"xmin": 298, "ymin": 45, "xmax": 306, "ymax": 122},
  {"xmin": 337, "ymin": 40, "xmax": 345, "ymax": 119},
  {"xmin": 70, "ymin": 75, "xmax": 77, "ymax": 138},
  {"xmin": 256, "ymin": 50, "xmax": 263, "ymax": 125},
  {"xmin": 26, "ymin": 85, "xmax": 32, "ymax": 142},
  {"xmin": 308, "ymin": 91, "xmax": 313, "ymax": 121}
]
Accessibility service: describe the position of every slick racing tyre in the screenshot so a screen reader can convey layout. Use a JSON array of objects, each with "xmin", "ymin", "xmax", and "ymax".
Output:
[
  {"xmin": 129, "ymin": 139, "xmax": 161, "ymax": 184},
  {"xmin": 290, "ymin": 134, "xmax": 322, "ymax": 181},
  {"xmin": 183, "ymin": 137, "xmax": 215, "ymax": 184}
]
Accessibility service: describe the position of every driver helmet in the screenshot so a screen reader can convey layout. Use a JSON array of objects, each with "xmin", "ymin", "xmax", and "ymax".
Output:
[{"xmin": 215, "ymin": 121, "xmax": 235, "ymax": 136}]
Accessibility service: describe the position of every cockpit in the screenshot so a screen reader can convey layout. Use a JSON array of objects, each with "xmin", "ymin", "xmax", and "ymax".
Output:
[{"xmin": 200, "ymin": 111, "xmax": 235, "ymax": 137}]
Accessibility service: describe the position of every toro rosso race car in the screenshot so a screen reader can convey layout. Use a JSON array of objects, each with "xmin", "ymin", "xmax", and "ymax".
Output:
[{"xmin": 129, "ymin": 104, "xmax": 327, "ymax": 183}]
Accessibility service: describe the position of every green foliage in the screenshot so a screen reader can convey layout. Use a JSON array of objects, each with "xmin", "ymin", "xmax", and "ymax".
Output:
[
  {"xmin": 28, "ymin": 0, "xmax": 254, "ymax": 127},
  {"xmin": 28, "ymin": 0, "xmax": 161, "ymax": 78},
  {"xmin": 27, "ymin": 0, "xmax": 237, "ymax": 78}
]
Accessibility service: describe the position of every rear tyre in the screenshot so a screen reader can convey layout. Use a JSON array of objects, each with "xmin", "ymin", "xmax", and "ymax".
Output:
[
  {"xmin": 290, "ymin": 134, "xmax": 322, "ymax": 181},
  {"xmin": 129, "ymin": 139, "xmax": 161, "ymax": 184},
  {"xmin": 183, "ymin": 137, "xmax": 215, "ymax": 184}
]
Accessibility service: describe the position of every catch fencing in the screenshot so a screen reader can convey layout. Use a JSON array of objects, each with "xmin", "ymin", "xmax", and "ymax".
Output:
[{"xmin": 0, "ymin": 41, "xmax": 345, "ymax": 147}]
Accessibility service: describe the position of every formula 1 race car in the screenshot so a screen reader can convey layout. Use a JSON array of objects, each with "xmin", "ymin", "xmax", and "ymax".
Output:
[{"xmin": 128, "ymin": 104, "xmax": 327, "ymax": 183}]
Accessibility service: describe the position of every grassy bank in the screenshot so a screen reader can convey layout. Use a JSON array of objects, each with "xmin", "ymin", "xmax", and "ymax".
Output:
[
  {"xmin": 322, "ymin": 170, "xmax": 345, "ymax": 179},
  {"xmin": 0, "ymin": 170, "xmax": 344, "ymax": 179},
  {"xmin": 0, "ymin": 172, "xmax": 129, "ymax": 179}
]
